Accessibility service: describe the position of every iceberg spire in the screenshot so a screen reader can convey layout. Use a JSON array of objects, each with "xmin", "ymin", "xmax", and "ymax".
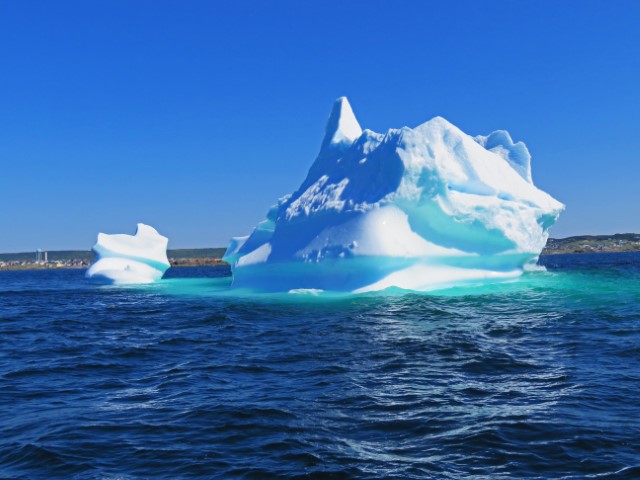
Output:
[
  {"xmin": 320, "ymin": 97, "xmax": 362, "ymax": 152},
  {"xmin": 475, "ymin": 130, "xmax": 532, "ymax": 183}
]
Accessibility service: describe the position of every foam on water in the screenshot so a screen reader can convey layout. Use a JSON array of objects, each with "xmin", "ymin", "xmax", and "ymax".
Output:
[{"xmin": 110, "ymin": 254, "xmax": 634, "ymax": 302}]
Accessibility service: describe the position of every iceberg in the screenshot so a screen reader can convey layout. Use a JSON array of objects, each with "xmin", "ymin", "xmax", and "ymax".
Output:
[
  {"xmin": 86, "ymin": 223, "xmax": 170, "ymax": 284},
  {"xmin": 224, "ymin": 97, "xmax": 564, "ymax": 293}
]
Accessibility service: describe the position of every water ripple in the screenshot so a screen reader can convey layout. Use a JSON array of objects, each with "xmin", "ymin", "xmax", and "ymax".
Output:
[{"xmin": 1, "ymin": 258, "xmax": 640, "ymax": 479}]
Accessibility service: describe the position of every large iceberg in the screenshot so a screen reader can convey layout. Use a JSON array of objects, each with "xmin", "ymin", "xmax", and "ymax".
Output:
[
  {"xmin": 224, "ymin": 98, "xmax": 564, "ymax": 293},
  {"xmin": 86, "ymin": 223, "xmax": 170, "ymax": 284}
]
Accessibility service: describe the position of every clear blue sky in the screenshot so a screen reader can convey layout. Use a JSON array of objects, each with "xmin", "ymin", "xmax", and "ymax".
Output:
[{"xmin": 1, "ymin": 1, "xmax": 638, "ymax": 252}]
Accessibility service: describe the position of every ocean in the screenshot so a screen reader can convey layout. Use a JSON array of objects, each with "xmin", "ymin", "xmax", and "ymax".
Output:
[{"xmin": 1, "ymin": 253, "xmax": 639, "ymax": 479}]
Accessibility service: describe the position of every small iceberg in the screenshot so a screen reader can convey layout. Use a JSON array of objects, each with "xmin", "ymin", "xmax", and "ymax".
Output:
[
  {"xmin": 86, "ymin": 223, "xmax": 170, "ymax": 284},
  {"xmin": 224, "ymin": 97, "xmax": 564, "ymax": 293}
]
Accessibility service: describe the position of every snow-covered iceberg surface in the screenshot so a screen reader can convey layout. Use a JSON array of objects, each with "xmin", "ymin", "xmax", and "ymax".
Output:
[
  {"xmin": 86, "ymin": 224, "xmax": 170, "ymax": 284},
  {"xmin": 224, "ymin": 97, "xmax": 564, "ymax": 293}
]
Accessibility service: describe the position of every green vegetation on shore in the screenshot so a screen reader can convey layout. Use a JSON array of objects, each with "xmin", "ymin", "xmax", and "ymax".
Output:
[{"xmin": 542, "ymin": 233, "xmax": 640, "ymax": 254}]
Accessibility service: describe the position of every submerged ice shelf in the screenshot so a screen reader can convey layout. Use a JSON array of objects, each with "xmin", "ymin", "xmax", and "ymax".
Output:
[
  {"xmin": 86, "ymin": 223, "xmax": 170, "ymax": 284},
  {"xmin": 224, "ymin": 98, "xmax": 564, "ymax": 292}
]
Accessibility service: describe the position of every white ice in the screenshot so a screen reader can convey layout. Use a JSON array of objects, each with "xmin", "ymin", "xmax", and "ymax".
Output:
[
  {"xmin": 86, "ymin": 223, "xmax": 170, "ymax": 284},
  {"xmin": 224, "ymin": 97, "xmax": 564, "ymax": 292}
]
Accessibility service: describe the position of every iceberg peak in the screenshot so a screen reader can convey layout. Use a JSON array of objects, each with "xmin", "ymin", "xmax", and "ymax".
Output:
[
  {"xmin": 320, "ymin": 96, "xmax": 362, "ymax": 152},
  {"xmin": 475, "ymin": 130, "xmax": 532, "ymax": 183}
]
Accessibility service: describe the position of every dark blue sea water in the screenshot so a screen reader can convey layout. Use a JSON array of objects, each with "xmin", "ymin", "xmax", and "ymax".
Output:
[{"xmin": 1, "ymin": 253, "xmax": 639, "ymax": 479}]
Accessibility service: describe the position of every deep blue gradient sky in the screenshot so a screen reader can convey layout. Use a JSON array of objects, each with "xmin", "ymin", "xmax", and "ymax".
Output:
[{"xmin": 1, "ymin": 1, "xmax": 638, "ymax": 252}]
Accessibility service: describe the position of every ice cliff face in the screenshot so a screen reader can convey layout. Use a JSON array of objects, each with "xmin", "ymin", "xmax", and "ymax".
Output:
[
  {"xmin": 86, "ymin": 223, "xmax": 170, "ymax": 284},
  {"xmin": 224, "ymin": 97, "xmax": 564, "ymax": 292}
]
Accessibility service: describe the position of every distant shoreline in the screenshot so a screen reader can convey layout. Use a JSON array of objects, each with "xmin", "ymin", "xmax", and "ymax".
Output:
[
  {"xmin": 0, "ymin": 248, "xmax": 228, "ymax": 271},
  {"xmin": 0, "ymin": 258, "xmax": 228, "ymax": 272},
  {"xmin": 2, "ymin": 251, "xmax": 639, "ymax": 272},
  {"xmin": 541, "ymin": 249, "xmax": 640, "ymax": 255},
  {"xmin": 542, "ymin": 233, "xmax": 640, "ymax": 255},
  {"xmin": 1, "ymin": 235, "xmax": 639, "ymax": 271}
]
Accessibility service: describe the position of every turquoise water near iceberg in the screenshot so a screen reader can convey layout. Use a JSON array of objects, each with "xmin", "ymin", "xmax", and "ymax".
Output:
[{"xmin": 0, "ymin": 253, "xmax": 639, "ymax": 479}]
